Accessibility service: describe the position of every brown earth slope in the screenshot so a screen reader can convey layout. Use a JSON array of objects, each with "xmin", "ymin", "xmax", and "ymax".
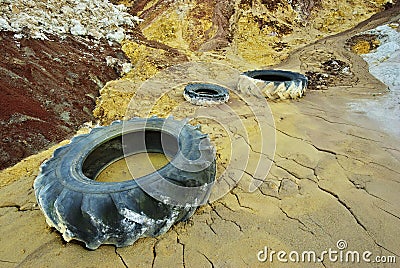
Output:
[{"xmin": 0, "ymin": 33, "xmax": 128, "ymax": 170}]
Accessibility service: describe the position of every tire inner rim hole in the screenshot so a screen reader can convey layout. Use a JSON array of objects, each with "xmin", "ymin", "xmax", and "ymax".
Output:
[
  {"xmin": 251, "ymin": 74, "xmax": 290, "ymax": 82},
  {"xmin": 81, "ymin": 130, "xmax": 179, "ymax": 182},
  {"xmin": 194, "ymin": 88, "xmax": 219, "ymax": 96}
]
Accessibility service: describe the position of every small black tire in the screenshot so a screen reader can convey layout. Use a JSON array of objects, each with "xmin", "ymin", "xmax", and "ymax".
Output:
[
  {"xmin": 237, "ymin": 70, "xmax": 308, "ymax": 100},
  {"xmin": 183, "ymin": 83, "xmax": 230, "ymax": 106},
  {"xmin": 34, "ymin": 117, "xmax": 216, "ymax": 250}
]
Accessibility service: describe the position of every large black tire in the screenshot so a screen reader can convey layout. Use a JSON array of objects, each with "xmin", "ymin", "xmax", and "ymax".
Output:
[
  {"xmin": 34, "ymin": 117, "xmax": 216, "ymax": 250},
  {"xmin": 237, "ymin": 70, "xmax": 308, "ymax": 100},
  {"xmin": 183, "ymin": 83, "xmax": 230, "ymax": 106}
]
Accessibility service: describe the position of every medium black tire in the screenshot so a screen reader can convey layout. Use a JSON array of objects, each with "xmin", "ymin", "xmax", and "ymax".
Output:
[
  {"xmin": 34, "ymin": 117, "xmax": 216, "ymax": 250},
  {"xmin": 237, "ymin": 70, "xmax": 308, "ymax": 100},
  {"xmin": 183, "ymin": 83, "xmax": 230, "ymax": 106}
]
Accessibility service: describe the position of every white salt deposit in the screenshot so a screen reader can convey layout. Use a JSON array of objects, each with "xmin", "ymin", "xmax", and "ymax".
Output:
[
  {"xmin": 0, "ymin": 0, "xmax": 143, "ymax": 42},
  {"xmin": 360, "ymin": 24, "xmax": 400, "ymax": 89},
  {"xmin": 349, "ymin": 22, "xmax": 400, "ymax": 137}
]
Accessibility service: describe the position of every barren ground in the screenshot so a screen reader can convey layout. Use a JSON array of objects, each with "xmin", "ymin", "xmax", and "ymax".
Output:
[{"xmin": 0, "ymin": 1, "xmax": 399, "ymax": 268}]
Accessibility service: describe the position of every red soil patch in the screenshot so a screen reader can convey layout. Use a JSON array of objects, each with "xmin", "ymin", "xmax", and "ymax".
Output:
[{"xmin": 0, "ymin": 32, "xmax": 129, "ymax": 170}]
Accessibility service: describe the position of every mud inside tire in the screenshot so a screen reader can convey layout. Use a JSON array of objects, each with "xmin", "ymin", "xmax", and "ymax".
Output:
[{"xmin": 34, "ymin": 117, "xmax": 216, "ymax": 249}]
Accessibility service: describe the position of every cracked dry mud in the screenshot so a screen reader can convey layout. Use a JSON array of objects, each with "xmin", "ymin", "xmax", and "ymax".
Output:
[{"xmin": 1, "ymin": 4, "xmax": 400, "ymax": 268}]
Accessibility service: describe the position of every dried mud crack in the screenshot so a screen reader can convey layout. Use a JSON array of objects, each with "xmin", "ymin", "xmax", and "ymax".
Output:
[
  {"xmin": 279, "ymin": 207, "xmax": 316, "ymax": 236},
  {"xmin": 115, "ymin": 248, "xmax": 129, "ymax": 268},
  {"xmin": 210, "ymin": 203, "xmax": 243, "ymax": 233},
  {"xmin": 0, "ymin": 259, "xmax": 17, "ymax": 265},
  {"xmin": 317, "ymin": 184, "xmax": 369, "ymax": 233}
]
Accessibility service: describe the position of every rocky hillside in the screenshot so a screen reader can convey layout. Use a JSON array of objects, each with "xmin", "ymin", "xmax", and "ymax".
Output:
[{"xmin": 114, "ymin": 0, "xmax": 394, "ymax": 73}]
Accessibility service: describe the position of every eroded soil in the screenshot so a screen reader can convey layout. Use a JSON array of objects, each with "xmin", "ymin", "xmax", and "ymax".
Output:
[{"xmin": 0, "ymin": 33, "xmax": 128, "ymax": 170}]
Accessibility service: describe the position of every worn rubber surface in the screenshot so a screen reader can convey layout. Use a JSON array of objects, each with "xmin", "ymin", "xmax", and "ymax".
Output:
[
  {"xmin": 237, "ymin": 70, "xmax": 308, "ymax": 100},
  {"xmin": 183, "ymin": 83, "xmax": 230, "ymax": 105},
  {"xmin": 33, "ymin": 117, "xmax": 216, "ymax": 250}
]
